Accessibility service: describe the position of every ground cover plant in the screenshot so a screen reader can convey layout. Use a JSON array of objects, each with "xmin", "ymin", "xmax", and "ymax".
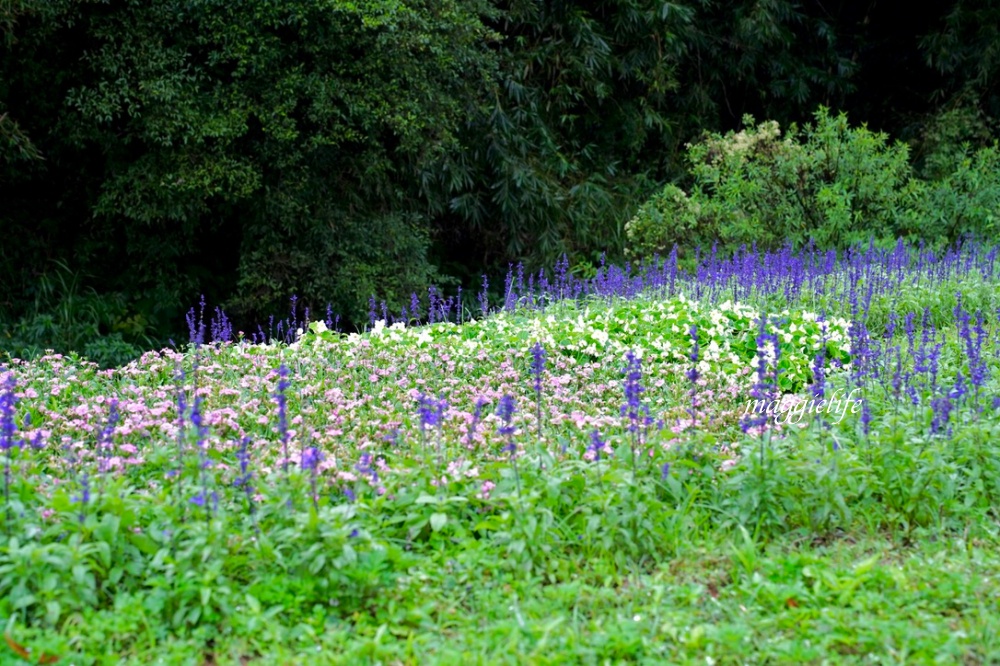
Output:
[{"xmin": 2, "ymin": 240, "xmax": 1000, "ymax": 664}]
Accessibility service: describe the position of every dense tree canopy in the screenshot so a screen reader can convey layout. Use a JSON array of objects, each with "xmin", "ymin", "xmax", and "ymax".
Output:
[
  {"xmin": 2, "ymin": 0, "xmax": 998, "ymax": 363},
  {"xmin": 3, "ymin": 0, "xmax": 498, "ymax": 327}
]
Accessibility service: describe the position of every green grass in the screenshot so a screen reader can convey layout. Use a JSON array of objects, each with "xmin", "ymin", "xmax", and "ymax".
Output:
[{"xmin": 1, "ymin": 265, "xmax": 999, "ymax": 664}]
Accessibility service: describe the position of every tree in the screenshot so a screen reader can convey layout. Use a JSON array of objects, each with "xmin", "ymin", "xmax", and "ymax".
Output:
[
  {"xmin": 431, "ymin": 0, "xmax": 857, "ymax": 278},
  {"xmin": 1, "ymin": 0, "xmax": 499, "ymax": 339}
]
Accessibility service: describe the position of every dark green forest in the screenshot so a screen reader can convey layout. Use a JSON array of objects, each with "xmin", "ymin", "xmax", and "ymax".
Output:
[{"xmin": 2, "ymin": 0, "xmax": 999, "ymax": 365}]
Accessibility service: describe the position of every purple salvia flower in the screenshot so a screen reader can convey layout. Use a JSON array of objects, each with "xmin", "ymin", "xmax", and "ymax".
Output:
[
  {"xmin": 410, "ymin": 292, "xmax": 421, "ymax": 323},
  {"xmin": 885, "ymin": 312, "xmax": 897, "ymax": 341},
  {"xmin": 93, "ymin": 397, "xmax": 120, "ymax": 511},
  {"xmin": 890, "ymin": 348, "xmax": 904, "ymax": 403},
  {"xmin": 301, "ymin": 447, "xmax": 323, "ymax": 473},
  {"xmin": 502, "ymin": 264, "xmax": 517, "ymax": 312},
  {"xmin": 416, "ymin": 394, "xmax": 447, "ymax": 439},
  {"xmin": 303, "ymin": 446, "xmax": 325, "ymax": 510},
  {"xmin": 172, "ymin": 363, "xmax": 186, "ymax": 479},
  {"xmin": 587, "ymin": 429, "xmax": 606, "ymax": 462},
  {"xmin": 904, "ymin": 312, "xmax": 916, "ymax": 358},
  {"xmin": 621, "ymin": 350, "xmax": 651, "ymax": 476},
  {"xmin": 355, "ymin": 452, "xmax": 377, "ymax": 483},
  {"xmin": 810, "ymin": 348, "xmax": 826, "ymax": 401},
  {"xmin": 951, "ymin": 372, "xmax": 967, "ymax": 404},
  {"xmin": 71, "ymin": 472, "xmax": 90, "ymax": 523},
  {"xmin": 687, "ymin": 325, "xmax": 700, "ymax": 426},
  {"xmin": 427, "ymin": 286, "xmax": 439, "ymax": 324},
  {"xmin": 741, "ymin": 316, "xmax": 774, "ymax": 435},
  {"xmin": 73, "ymin": 472, "xmax": 90, "ymax": 505},
  {"xmin": 234, "ymin": 436, "xmax": 255, "ymax": 517},
  {"xmin": 906, "ymin": 377, "xmax": 921, "ymax": 406},
  {"xmin": 931, "ymin": 394, "xmax": 952, "ymax": 435},
  {"xmin": 275, "ymin": 364, "xmax": 291, "ymax": 472},
  {"xmin": 530, "ymin": 342, "xmax": 547, "ymax": 395},
  {"xmin": 621, "ymin": 350, "xmax": 646, "ymax": 434},
  {"xmin": 964, "ymin": 311, "xmax": 989, "ymax": 405},
  {"xmin": 190, "ymin": 396, "xmax": 214, "ymax": 520},
  {"xmin": 97, "ymin": 399, "xmax": 119, "ymax": 474},
  {"xmin": 190, "ymin": 491, "xmax": 218, "ymax": 512},
  {"xmin": 465, "ymin": 398, "xmax": 486, "ymax": 449},
  {"xmin": 186, "ymin": 306, "xmax": 197, "ymax": 344},
  {"xmin": 530, "ymin": 342, "xmax": 546, "ymax": 441},
  {"xmin": 1, "ymin": 373, "xmax": 19, "ymax": 534},
  {"xmin": 686, "ymin": 325, "xmax": 700, "ymax": 383},
  {"xmin": 770, "ymin": 330, "xmax": 783, "ymax": 394},
  {"xmin": 497, "ymin": 394, "xmax": 517, "ymax": 441},
  {"xmin": 497, "ymin": 394, "xmax": 520, "ymax": 496},
  {"xmin": 0, "ymin": 373, "xmax": 19, "ymax": 453},
  {"xmin": 197, "ymin": 295, "xmax": 207, "ymax": 343}
]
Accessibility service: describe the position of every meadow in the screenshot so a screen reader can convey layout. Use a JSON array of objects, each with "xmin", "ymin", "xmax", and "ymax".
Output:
[{"xmin": 2, "ymin": 240, "xmax": 1000, "ymax": 664}]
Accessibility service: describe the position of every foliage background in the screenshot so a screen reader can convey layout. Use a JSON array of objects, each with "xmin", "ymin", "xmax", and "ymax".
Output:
[{"xmin": 2, "ymin": 0, "xmax": 999, "ymax": 364}]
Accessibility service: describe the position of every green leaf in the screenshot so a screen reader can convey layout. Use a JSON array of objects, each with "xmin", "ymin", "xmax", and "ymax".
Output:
[{"xmin": 430, "ymin": 512, "xmax": 448, "ymax": 531}]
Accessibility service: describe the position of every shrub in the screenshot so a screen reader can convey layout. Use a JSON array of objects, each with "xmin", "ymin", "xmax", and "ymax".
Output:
[
  {"xmin": 0, "ymin": 261, "xmax": 150, "ymax": 368},
  {"xmin": 622, "ymin": 184, "xmax": 701, "ymax": 264},
  {"xmin": 903, "ymin": 143, "xmax": 1000, "ymax": 244},
  {"xmin": 626, "ymin": 108, "xmax": 918, "ymax": 261}
]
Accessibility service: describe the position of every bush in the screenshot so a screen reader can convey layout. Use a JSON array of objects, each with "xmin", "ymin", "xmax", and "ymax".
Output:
[
  {"xmin": 904, "ymin": 143, "xmax": 1000, "ymax": 244},
  {"xmin": 626, "ymin": 108, "xmax": 918, "ymax": 261},
  {"xmin": 0, "ymin": 261, "xmax": 150, "ymax": 368}
]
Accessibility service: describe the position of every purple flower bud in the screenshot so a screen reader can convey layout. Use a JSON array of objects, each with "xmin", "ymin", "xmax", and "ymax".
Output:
[
  {"xmin": 587, "ymin": 429, "xmax": 606, "ymax": 462},
  {"xmin": 302, "ymin": 447, "xmax": 324, "ymax": 473},
  {"xmin": 621, "ymin": 351, "xmax": 646, "ymax": 432},
  {"xmin": 497, "ymin": 394, "xmax": 517, "ymax": 439},
  {"xmin": 530, "ymin": 342, "xmax": 547, "ymax": 394},
  {"xmin": 275, "ymin": 364, "xmax": 291, "ymax": 471}
]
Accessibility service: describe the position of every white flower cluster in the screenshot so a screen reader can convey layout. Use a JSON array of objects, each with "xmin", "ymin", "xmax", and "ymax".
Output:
[{"xmin": 295, "ymin": 294, "xmax": 852, "ymax": 392}]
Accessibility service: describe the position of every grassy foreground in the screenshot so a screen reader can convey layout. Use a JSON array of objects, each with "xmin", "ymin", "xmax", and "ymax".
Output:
[{"xmin": 2, "ymin": 243, "xmax": 1000, "ymax": 664}]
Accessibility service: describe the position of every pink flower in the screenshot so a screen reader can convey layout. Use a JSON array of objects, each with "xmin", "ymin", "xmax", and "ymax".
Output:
[{"xmin": 477, "ymin": 480, "xmax": 496, "ymax": 500}]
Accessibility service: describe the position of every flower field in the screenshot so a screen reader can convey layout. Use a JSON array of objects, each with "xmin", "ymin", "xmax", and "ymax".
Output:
[{"xmin": 3, "ymin": 241, "xmax": 1000, "ymax": 664}]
